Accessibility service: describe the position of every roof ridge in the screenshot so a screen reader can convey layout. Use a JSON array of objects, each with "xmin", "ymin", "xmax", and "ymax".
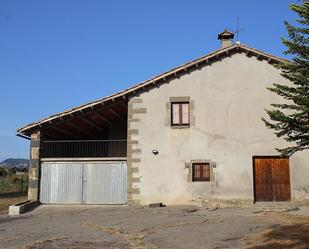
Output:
[{"xmin": 17, "ymin": 43, "xmax": 290, "ymax": 135}]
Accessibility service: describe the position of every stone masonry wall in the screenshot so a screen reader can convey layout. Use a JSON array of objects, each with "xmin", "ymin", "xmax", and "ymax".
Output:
[
  {"xmin": 127, "ymin": 98, "xmax": 146, "ymax": 205},
  {"xmin": 28, "ymin": 131, "xmax": 41, "ymax": 201}
]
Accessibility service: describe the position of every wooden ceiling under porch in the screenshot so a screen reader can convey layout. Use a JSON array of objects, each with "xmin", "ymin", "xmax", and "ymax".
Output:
[{"xmin": 29, "ymin": 99, "xmax": 128, "ymax": 140}]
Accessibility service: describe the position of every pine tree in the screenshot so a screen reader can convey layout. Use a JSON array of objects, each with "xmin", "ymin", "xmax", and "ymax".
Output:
[{"xmin": 262, "ymin": 1, "xmax": 309, "ymax": 156}]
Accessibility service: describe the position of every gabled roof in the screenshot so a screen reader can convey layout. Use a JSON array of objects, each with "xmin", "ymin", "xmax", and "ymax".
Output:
[{"xmin": 17, "ymin": 43, "xmax": 290, "ymax": 137}]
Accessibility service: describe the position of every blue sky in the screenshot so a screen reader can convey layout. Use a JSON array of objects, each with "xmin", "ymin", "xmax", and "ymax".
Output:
[{"xmin": 0, "ymin": 0, "xmax": 298, "ymax": 161}]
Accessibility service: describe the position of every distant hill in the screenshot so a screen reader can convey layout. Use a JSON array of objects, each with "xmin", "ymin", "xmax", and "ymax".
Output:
[{"xmin": 0, "ymin": 158, "xmax": 29, "ymax": 168}]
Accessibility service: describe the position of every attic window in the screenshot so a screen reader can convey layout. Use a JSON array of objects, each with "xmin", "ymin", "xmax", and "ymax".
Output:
[{"xmin": 171, "ymin": 102, "xmax": 190, "ymax": 126}]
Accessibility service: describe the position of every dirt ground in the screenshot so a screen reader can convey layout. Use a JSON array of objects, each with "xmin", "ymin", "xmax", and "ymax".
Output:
[
  {"xmin": 0, "ymin": 205, "xmax": 309, "ymax": 249},
  {"xmin": 243, "ymin": 211, "xmax": 309, "ymax": 249},
  {"xmin": 0, "ymin": 193, "xmax": 27, "ymax": 213}
]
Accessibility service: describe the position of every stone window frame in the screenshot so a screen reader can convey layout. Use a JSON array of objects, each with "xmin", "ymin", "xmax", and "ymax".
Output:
[
  {"xmin": 171, "ymin": 102, "xmax": 190, "ymax": 127},
  {"xmin": 192, "ymin": 162, "xmax": 211, "ymax": 182},
  {"xmin": 186, "ymin": 160, "xmax": 215, "ymax": 182},
  {"xmin": 166, "ymin": 96, "xmax": 195, "ymax": 128}
]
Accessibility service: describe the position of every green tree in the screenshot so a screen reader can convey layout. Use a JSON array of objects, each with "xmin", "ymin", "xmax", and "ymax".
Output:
[{"xmin": 262, "ymin": 1, "xmax": 309, "ymax": 156}]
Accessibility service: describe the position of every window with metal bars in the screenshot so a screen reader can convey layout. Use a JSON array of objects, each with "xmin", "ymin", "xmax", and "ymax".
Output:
[
  {"xmin": 171, "ymin": 102, "xmax": 190, "ymax": 126},
  {"xmin": 192, "ymin": 163, "xmax": 210, "ymax": 182}
]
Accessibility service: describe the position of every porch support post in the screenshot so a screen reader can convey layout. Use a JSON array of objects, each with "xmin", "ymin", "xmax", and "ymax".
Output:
[{"xmin": 28, "ymin": 130, "xmax": 41, "ymax": 201}]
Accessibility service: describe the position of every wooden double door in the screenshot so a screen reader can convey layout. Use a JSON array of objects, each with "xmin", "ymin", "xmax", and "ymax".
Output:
[{"xmin": 253, "ymin": 156, "xmax": 291, "ymax": 202}]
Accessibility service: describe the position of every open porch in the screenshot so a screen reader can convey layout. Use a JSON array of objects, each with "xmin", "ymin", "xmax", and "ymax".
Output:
[{"xmin": 19, "ymin": 98, "xmax": 130, "ymax": 205}]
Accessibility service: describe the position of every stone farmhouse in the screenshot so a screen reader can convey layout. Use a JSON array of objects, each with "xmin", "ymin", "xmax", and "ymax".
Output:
[{"xmin": 17, "ymin": 30, "xmax": 309, "ymax": 206}]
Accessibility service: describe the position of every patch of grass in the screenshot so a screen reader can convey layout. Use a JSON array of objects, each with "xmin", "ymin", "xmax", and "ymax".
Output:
[
  {"xmin": 0, "ymin": 175, "xmax": 28, "ymax": 212},
  {"xmin": 0, "ymin": 194, "xmax": 27, "ymax": 212},
  {"xmin": 0, "ymin": 175, "xmax": 28, "ymax": 194}
]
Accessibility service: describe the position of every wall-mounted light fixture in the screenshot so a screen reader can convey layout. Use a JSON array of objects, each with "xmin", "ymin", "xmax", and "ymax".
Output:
[
  {"xmin": 152, "ymin": 150, "xmax": 159, "ymax": 155},
  {"xmin": 211, "ymin": 162, "xmax": 217, "ymax": 168}
]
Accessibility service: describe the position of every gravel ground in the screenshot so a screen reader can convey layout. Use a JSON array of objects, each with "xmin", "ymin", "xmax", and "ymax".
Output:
[{"xmin": 0, "ymin": 205, "xmax": 307, "ymax": 249}]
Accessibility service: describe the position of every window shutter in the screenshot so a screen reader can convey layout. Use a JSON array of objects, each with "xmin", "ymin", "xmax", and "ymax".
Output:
[
  {"xmin": 181, "ymin": 103, "xmax": 189, "ymax": 124},
  {"xmin": 172, "ymin": 103, "xmax": 180, "ymax": 124}
]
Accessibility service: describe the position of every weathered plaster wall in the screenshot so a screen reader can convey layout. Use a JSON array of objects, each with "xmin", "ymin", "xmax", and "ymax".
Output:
[{"xmin": 128, "ymin": 52, "xmax": 309, "ymax": 206}]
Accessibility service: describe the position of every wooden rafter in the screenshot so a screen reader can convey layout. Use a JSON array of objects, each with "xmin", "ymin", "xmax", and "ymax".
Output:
[
  {"xmin": 42, "ymin": 122, "xmax": 77, "ymax": 140},
  {"xmin": 120, "ymin": 102, "xmax": 128, "ymax": 110},
  {"xmin": 33, "ymin": 102, "xmax": 123, "ymax": 134},
  {"xmin": 66, "ymin": 122, "xmax": 97, "ymax": 138},
  {"xmin": 79, "ymin": 117, "xmax": 105, "ymax": 133},
  {"xmin": 52, "ymin": 126, "xmax": 79, "ymax": 139},
  {"xmin": 94, "ymin": 113, "xmax": 112, "ymax": 126},
  {"xmin": 41, "ymin": 130, "xmax": 62, "ymax": 140},
  {"xmin": 109, "ymin": 108, "xmax": 125, "ymax": 121}
]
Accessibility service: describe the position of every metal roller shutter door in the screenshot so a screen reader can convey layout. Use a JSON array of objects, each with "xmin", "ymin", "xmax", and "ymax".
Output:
[{"xmin": 40, "ymin": 161, "xmax": 127, "ymax": 204}]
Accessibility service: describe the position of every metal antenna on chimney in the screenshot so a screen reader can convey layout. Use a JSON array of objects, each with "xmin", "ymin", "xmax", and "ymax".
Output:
[{"xmin": 233, "ymin": 17, "xmax": 245, "ymax": 42}]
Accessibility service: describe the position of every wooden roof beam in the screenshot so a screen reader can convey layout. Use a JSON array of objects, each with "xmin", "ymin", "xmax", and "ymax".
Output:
[
  {"xmin": 57, "ymin": 102, "xmax": 121, "ymax": 127},
  {"xmin": 109, "ymin": 108, "xmax": 125, "ymax": 121},
  {"xmin": 256, "ymin": 54, "xmax": 262, "ymax": 61},
  {"xmin": 66, "ymin": 122, "xmax": 97, "ymax": 138},
  {"xmin": 94, "ymin": 113, "xmax": 112, "ymax": 126},
  {"xmin": 42, "ymin": 134, "xmax": 57, "ymax": 140},
  {"xmin": 52, "ymin": 126, "xmax": 79, "ymax": 139},
  {"xmin": 120, "ymin": 102, "xmax": 128, "ymax": 110},
  {"xmin": 41, "ymin": 120, "xmax": 77, "ymax": 140},
  {"xmin": 41, "ymin": 129, "xmax": 63, "ymax": 140},
  {"xmin": 79, "ymin": 117, "xmax": 105, "ymax": 133}
]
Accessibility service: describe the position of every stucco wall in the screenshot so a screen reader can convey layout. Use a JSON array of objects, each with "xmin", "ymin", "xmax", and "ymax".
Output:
[{"xmin": 128, "ymin": 52, "xmax": 309, "ymax": 206}]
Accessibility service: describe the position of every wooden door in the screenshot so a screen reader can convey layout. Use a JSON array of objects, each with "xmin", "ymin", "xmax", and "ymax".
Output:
[
  {"xmin": 253, "ymin": 156, "xmax": 290, "ymax": 202},
  {"xmin": 271, "ymin": 158, "xmax": 291, "ymax": 201}
]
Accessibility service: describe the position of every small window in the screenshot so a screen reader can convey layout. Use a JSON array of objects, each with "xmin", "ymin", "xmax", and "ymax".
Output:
[
  {"xmin": 171, "ymin": 102, "xmax": 190, "ymax": 126},
  {"xmin": 192, "ymin": 163, "xmax": 210, "ymax": 182}
]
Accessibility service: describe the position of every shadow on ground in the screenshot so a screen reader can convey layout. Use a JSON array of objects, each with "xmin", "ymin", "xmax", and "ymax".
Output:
[
  {"xmin": 0, "ymin": 191, "xmax": 27, "ymax": 198},
  {"xmin": 247, "ymin": 221, "xmax": 309, "ymax": 249}
]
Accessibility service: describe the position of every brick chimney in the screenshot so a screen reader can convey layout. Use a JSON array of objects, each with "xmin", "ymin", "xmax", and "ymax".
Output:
[{"xmin": 218, "ymin": 29, "xmax": 234, "ymax": 48}]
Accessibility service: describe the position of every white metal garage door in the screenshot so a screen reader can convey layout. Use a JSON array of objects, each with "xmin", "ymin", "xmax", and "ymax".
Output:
[{"xmin": 40, "ymin": 161, "xmax": 127, "ymax": 204}]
